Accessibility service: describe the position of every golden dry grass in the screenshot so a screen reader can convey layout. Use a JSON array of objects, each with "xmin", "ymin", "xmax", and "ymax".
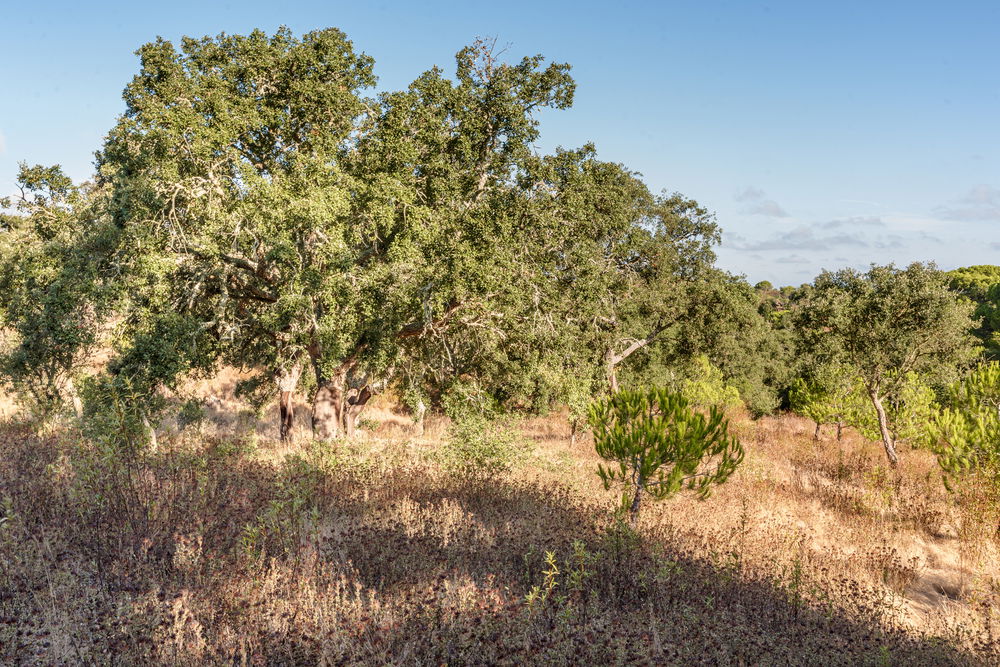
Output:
[{"xmin": 0, "ymin": 377, "xmax": 998, "ymax": 664}]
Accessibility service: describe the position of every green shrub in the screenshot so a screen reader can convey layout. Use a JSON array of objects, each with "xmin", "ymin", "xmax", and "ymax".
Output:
[
  {"xmin": 680, "ymin": 356, "xmax": 743, "ymax": 411},
  {"xmin": 441, "ymin": 413, "xmax": 529, "ymax": 483},
  {"xmin": 930, "ymin": 362, "xmax": 1000, "ymax": 482}
]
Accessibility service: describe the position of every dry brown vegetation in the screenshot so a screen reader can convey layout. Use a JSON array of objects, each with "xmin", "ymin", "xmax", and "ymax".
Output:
[{"xmin": 1, "ymin": 377, "xmax": 999, "ymax": 665}]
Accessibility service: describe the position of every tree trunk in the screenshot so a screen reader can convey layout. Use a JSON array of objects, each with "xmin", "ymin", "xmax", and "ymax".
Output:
[
  {"xmin": 605, "ymin": 350, "xmax": 620, "ymax": 394},
  {"xmin": 813, "ymin": 422, "xmax": 821, "ymax": 441},
  {"xmin": 276, "ymin": 363, "xmax": 302, "ymax": 442},
  {"xmin": 629, "ymin": 483, "xmax": 642, "ymax": 526},
  {"xmin": 603, "ymin": 325, "xmax": 669, "ymax": 395},
  {"xmin": 570, "ymin": 418, "xmax": 578, "ymax": 447},
  {"xmin": 867, "ymin": 387, "xmax": 899, "ymax": 466},
  {"xmin": 312, "ymin": 380, "xmax": 345, "ymax": 441},
  {"xmin": 344, "ymin": 386, "xmax": 372, "ymax": 438},
  {"xmin": 142, "ymin": 412, "xmax": 158, "ymax": 453},
  {"xmin": 65, "ymin": 377, "xmax": 83, "ymax": 418},
  {"xmin": 836, "ymin": 422, "xmax": 843, "ymax": 441}
]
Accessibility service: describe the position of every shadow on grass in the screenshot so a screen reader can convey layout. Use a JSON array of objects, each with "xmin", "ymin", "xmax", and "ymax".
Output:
[{"xmin": 0, "ymin": 425, "xmax": 992, "ymax": 665}]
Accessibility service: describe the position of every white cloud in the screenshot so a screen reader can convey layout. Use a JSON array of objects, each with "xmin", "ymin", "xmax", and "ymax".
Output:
[
  {"xmin": 744, "ymin": 199, "xmax": 789, "ymax": 217},
  {"xmin": 934, "ymin": 184, "xmax": 1000, "ymax": 222},
  {"xmin": 728, "ymin": 225, "xmax": 867, "ymax": 251},
  {"xmin": 733, "ymin": 186, "xmax": 788, "ymax": 217},
  {"xmin": 774, "ymin": 254, "xmax": 810, "ymax": 264},
  {"xmin": 820, "ymin": 216, "xmax": 884, "ymax": 229},
  {"xmin": 734, "ymin": 186, "xmax": 765, "ymax": 202}
]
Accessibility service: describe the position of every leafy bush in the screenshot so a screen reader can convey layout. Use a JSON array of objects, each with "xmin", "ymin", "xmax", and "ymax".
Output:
[
  {"xmin": 788, "ymin": 362, "xmax": 856, "ymax": 440},
  {"xmin": 680, "ymin": 355, "xmax": 743, "ymax": 411},
  {"xmin": 79, "ymin": 374, "xmax": 162, "ymax": 455},
  {"xmin": 930, "ymin": 362, "xmax": 1000, "ymax": 482},
  {"xmin": 441, "ymin": 413, "xmax": 529, "ymax": 483},
  {"xmin": 589, "ymin": 387, "xmax": 744, "ymax": 523}
]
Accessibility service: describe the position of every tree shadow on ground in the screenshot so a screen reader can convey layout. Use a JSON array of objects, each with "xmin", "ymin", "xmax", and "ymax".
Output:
[{"xmin": 0, "ymin": 427, "xmax": 992, "ymax": 665}]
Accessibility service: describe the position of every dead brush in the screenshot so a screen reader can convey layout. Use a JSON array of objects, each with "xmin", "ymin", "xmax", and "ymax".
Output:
[
  {"xmin": 866, "ymin": 544, "xmax": 925, "ymax": 596},
  {"xmin": 0, "ymin": 410, "xmax": 998, "ymax": 664}
]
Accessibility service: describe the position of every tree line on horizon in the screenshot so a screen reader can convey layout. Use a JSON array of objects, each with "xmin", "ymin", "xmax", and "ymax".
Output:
[{"xmin": 0, "ymin": 27, "xmax": 998, "ymax": 492}]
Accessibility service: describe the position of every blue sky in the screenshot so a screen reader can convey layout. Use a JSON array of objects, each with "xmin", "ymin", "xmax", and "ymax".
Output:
[{"xmin": 1, "ymin": 0, "xmax": 997, "ymax": 285}]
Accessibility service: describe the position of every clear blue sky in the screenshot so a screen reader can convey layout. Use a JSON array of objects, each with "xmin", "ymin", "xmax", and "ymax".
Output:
[{"xmin": 1, "ymin": 0, "xmax": 997, "ymax": 285}]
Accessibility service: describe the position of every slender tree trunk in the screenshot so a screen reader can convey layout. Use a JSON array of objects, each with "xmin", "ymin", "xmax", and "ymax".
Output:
[
  {"xmin": 276, "ymin": 363, "xmax": 302, "ymax": 442},
  {"xmin": 570, "ymin": 418, "xmax": 578, "ymax": 447},
  {"xmin": 867, "ymin": 387, "xmax": 899, "ymax": 466},
  {"xmin": 414, "ymin": 398, "xmax": 426, "ymax": 437},
  {"xmin": 65, "ymin": 377, "xmax": 83, "ymax": 419},
  {"xmin": 836, "ymin": 422, "xmax": 843, "ymax": 441},
  {"xmin": 629, "ymin": 482, "xmax": 642, "ymax": 526},
  {"xmin": 603, "ymin": 325, "xmax": 667, "ymax": 394},
  {"xmin": 142, "ymin": 413, "xmax": 158, "ymax": 453},
  {"xmin": 813, "ymin": 422, "xmax": 821, "ymax": 441}
]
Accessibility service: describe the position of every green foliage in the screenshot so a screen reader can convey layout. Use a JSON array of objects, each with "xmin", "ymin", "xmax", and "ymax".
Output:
[
  {"xmin": 946, "ymin": 265, "xmax": 1000, "ymax": 360},
  {"xmin": 947, "ymin": 265, "xmax": 1000, "ymax": 301},
  {"xmin": 843, "ymin": 373, "xmax": 936, "ymax": 447},
  {"xmin": 975, "ymin": 283, "xmax": 1000, "ymax": 359},
  {"xmin": 801, "ymin": 263, "xmax": 978, "ymax": 464},
  {"xmin": 441, "ymin": 413, "xmax": 529, "ymax": 483},
  {"xmin": 589, "ymin": 388, "xmax": 744, "ymax": 522},
  {"xmin": 680, "ymin": 355, "xmax": 743, "ymax": 411},
  {"xmin": 79, "ymin": 26, "xmax": 731, "ymax": 437},
  {"xmin": 667, "ymin": 271, "xmax": 793, "ymax": 415},
  {"xmin": 789, "ymin": 376, "xmax": 837, "ymax": 432},
  {"xmin": 807, "ymin": 263, "xmax": 977, "ymax": 391},
  {"xmin": 930, "ymin": 362, "xmax": 1000, "ymax": 480},
  {"xmin": 886, "ymin": 373, "xmax": 938, "ymax": 448},
  {"xmin": 79, "ymin": 374, "xmax": 161, "ymax": 455},
  {"xmin": 0, "ymin": 164, "xmax": 111, "ymax": 420}
]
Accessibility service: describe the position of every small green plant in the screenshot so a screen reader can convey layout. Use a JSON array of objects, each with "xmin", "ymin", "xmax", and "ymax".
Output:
[
  {"xmin": 441, "ymin": 413, "xmax": 529, "ymax": 483},
  {"xmin": 589, "ymin": 388, "xmax": 744, "ymax": 524},
  {"xmin": 524, "ymin": 550, "xmax": 560, "ymax": 609}
]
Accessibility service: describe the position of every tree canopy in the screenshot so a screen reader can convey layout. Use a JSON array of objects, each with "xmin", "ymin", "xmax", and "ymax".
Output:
[
  {"xmin": 801, "ymin": 263, "xmax": 978, "ymax": 465},
  {"xmin": 46, "ymin": 28, "xmax": 725, "ymax": 439}
]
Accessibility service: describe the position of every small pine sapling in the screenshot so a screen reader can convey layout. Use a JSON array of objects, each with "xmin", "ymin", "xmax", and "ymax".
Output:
[{"xmin": 589, "ymin": 388, "xmax": 744, "ymax": 524}]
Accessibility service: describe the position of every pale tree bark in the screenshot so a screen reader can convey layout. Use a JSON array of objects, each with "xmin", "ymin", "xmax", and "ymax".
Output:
[
  {"xmin": 64, "ymin": 377, "xmax": 83, "ymax": 419},
  {"xmin": 867, "ymin": 387, "xmax": 899, "ymax": 466},
  {"xmin": 413, "ymin": 398, "xmax": 427, "ymax": 437},
  {"xmin": 604, "ymin": 324, "xmax": 669, "ymax": 394},
  {"xmin": 310, "ymin": 357, "xmax": 374, "ymax": 441},
  {"xmin": 343, "ymin": 386, "xmax": 373, "ymax": 438},
  {"xmin": 142, "ymin": 413, "xmax": 158, "ymax": 453},
  {"xmin": 276, "ymin": 363, "xmax": 302, "ymax": 442},
  {"xmin": 813, "ymin": 422, "xmax": 821, "ymax": 441},
  {"xmin": 312, "ymin": 369, "xmax": 346, "ymax": 441},
  {"xmin": 605, "ymin": 348, "xmax": 621, "ymax": 394}
]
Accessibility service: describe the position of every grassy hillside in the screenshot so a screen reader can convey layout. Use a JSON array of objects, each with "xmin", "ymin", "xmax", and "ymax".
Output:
[{"xmin": 0, "ymin": 379, "xmax": 998, "ymax": 665}]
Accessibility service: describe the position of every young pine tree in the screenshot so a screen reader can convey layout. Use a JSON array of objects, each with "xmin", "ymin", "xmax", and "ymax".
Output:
[{"xmin": 589, "ymin": 388, "xmax": 744, "ymax": 524}]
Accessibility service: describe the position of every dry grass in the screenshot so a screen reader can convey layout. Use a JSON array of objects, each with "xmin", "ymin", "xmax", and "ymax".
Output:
[{"xmin": 0, "ymin": 381, "xmax": 998, "ymax": 664}]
